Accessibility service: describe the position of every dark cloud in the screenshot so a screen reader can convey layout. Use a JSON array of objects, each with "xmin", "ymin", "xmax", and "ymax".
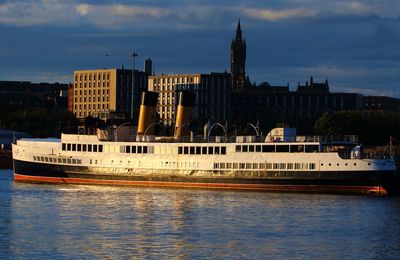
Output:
[{"xmin": 0, "ymin": 0, "xmax": 399, "ymax": 96}]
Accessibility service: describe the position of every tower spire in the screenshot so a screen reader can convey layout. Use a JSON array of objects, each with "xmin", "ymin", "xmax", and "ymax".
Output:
[
  {"xmin": 236, "ymin": 18, "xmax": 242, "ymax": 41},
  {"xmin": 231, "ymin": 19, "xmax": 246, "ymax": 92}
]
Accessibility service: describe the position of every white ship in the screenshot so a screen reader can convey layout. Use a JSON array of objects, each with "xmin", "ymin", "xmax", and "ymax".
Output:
[{"xmin": 12, "ymin": 92, "xmax": 398, "ymax": 196}]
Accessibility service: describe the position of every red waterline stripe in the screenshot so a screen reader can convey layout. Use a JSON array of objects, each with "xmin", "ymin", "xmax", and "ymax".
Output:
[{"xmin": 13, "ymin": 173, "xmax": 388, "ymax": 195}]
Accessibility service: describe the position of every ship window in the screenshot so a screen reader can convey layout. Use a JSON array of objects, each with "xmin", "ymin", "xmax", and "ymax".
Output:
[
  {"xmin": 62, "ymin": 158, "xmax": 66, "ymax": 163},
  {"xmin": 242, "ymin": 145, "xmax": 248, "ymax": 152},
  {"xmin": 82, "ymin": 144, "xmax": 87, "ymax": 151},
  {"xmin": 72, "ymin": 144, "xmax": 76, "ymax": 151},
  {"xmin": 309, "ymin": 163, "xmax": 316, "ymax": 170},
  {"xmin": 259, "ymin": 163, "xmax": 265, "ymax": 169},
  {"xmin": 253, "ymin": 163, "xmax": 258, "ymax": 169},
  {"xmin": 72, "ymin": 159, "xmax": 77, "ymax": 164},
  {"xmin": 303, "ymin": 163, "xmax": 309, "ymax": 170},
  {"xmin": 138, "ymin": 146, "xmax": 142, "ymax": 153},
  {"xmin": 126, "ymin": 146, "xmax": 131, "ymax": 153},
  {"xmin": 77, "ymin": 159, "xmax": 82, "ymax": 164},
  {"xmin": 67, "ymin": 159, "xmax": 72, "ymax": 164},
  {"xmin": 276, "ymin": 145, "xmax": 289, "ymax": 152},
  {"xmin": 239, "ymin": 163, "xmax": 245, "ymax": 169},
  {"xmin": 236, "ymin": 145, "xmax": 241, "ymax": 152},
  {"xmin": 287, "ymin": 163, "xmax": 293, "ymax": 169},
  {"xmin": 227, "ymin": 163, "xmax": 232, "ymax": 169},
  {"xmin": 33, "ymin": 156, "xmax": 36, "ymax": 161},
  {"xmin": 88, "ymin": 145, "xmax": 92, "ymax": 152},
  {"xmin": 190, "ymin": 147, "xmax": 195, "ymax": 154},
  {"xmin": 305, "ymin": 145, "xmax": 319, "ymax": 153},
  {"xmin": 215, "ymin": 147, "xmax": 220, "ymax": 154},
  {"xmin": 245, "ymin": 163, "xmax": 251, "ymax": 169},
  {"xmin": 62, "ymin": 143, "xmax": 66, "ymax": 151},
  {"xmin": 214, "ymin": 163, "xmax": 219, "ymax": 169},
  {"xmin": 267, "ymin": 163, "xmax": 272, "ymax": 169},
  {"xmin": 256, "ymin": 145, "xmax": 261, "ymax": 152},
  {"xmin": 132, "ymin": 146, "xmax": 136, "ymax": 153},
  {"xmin": 208, "ymin": 147, "xmax": 213, "ymax": 154},
  {"xmin": 291, "ymin": 145, "xmax": 304, "ymax": 153},
  {"xmin": 67, "ymin": 143, "xmax": 71, "ymax": 151},
  {"xmin": 77, "ymin": 144, "xmax": 82, "ymax": 152},
  {"xmin": 120, "ymin": 146, "xmax": 125, "ymax": 153},
  {"xmin": 196, "ymin": 147, "xmax": 201, "ymax": 154},
  {"xmin": 202, "ymin": 147, "xmax": 207, "ymax": 154},
  {"xmin": 178, "ymin": 147, "xmax": 182, "ymax": 154},
  {"xmin": 99, "ymin": 145, "xmax": 103, "ymax": 152},
  {"xmin": 221, "ymin": 147, "xmax": 226, "ymax": 155},
  {"xmin": 249, "ymin": 146, "xmax": 254, "ymax": 152},
  {"xmin": 44, "ymin": 157, "xmax": 49, "ymax": 162},
  {"xmin": 262, "ymin": 145, "xmax": 275, "ymax": 152},
  {"xmin": 368, "ymin": 163, "xmax": 371, "ymax": 166},
  {"xmin": 273, "ymin": 163, "xmax": 278, "ymax": 169},
  {"xmin": 220, "ymin": 163, "xmax": 225, "ymax": 169},
  {"xmin": 294, "ymin": 163, "xmax": 301, "ymax": 169},
  {"xmin": 354, "ymin": 163, "xmax": 357, "ymax": 166},
  {"xmin": 93, "ymin": 145, "xmax": 98, "ymax": 152},
  {"xmin": 280, "ymin": 163, "xmax": 286, "ymax": 169},
  {"xmin": 58, "ymin": 158, "xmax": 62, "ymax": 163},
  {"xmin": 184, "ymin": 146, "xmax": 188, "ymax": 154},
  {"xmin": 233, "ymin": 163, "xmax": 238, "ymax": 169},
  {"xmin": 143, "ymin": 146, "xmax": 148, "ymax": 154}
]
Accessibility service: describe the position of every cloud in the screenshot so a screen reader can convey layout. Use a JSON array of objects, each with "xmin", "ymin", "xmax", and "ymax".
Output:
[
  {"xmin": 76, "ymin": 4, "xmax": 90, "ymax": 16},
  {"xmin": 243, "ymin": 7, "xmax": 318, "ymax": 21}
]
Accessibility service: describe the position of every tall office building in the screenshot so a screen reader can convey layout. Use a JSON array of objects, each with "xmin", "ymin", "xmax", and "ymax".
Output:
[
  {"xmin": 72, "ymin": 68, "xmax": 147, "ymax": 121},
  {"xmin": 144, "ymin": 58, "xmax": 153, "ymax": 76},
  {"xmin": 231, "ymin": 19, "xmax": 246, "ymax": 92},
  {"xmin": 148, "ymin": 73, "xmax": 231, "ymax": 125}
]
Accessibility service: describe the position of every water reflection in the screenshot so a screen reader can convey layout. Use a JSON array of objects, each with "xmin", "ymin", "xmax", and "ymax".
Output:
[{"xmin": 1, "ymin": 170, "xmax": 400, "ymax": 259}]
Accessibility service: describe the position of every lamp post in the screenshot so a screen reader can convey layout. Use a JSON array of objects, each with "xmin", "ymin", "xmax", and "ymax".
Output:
[{"xmin": 130, "ymin": 51, "xmax": 138, "ymax": 121}]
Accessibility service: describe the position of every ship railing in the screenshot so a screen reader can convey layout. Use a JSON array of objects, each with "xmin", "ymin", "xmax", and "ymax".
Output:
[
  {"xmin": 130, "ymin": 135, "xmax": 359, "ymax": 144},
  {"xmin": 296, "ymin": 135, "xmax": 358, "ymax": 143}
]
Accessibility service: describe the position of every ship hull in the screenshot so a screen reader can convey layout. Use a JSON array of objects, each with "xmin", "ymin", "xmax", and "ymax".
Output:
[{"xmin": 13, "ymin": 159, "xmax": 398, "ymax": 196}]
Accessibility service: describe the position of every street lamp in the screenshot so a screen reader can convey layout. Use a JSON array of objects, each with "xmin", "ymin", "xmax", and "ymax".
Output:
[{"xmin": 130, "ymin": 51, "xmax": 138, "ymax": 121}]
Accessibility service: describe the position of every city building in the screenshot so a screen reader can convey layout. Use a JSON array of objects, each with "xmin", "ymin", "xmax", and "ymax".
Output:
[
  {"xmin": 363, "ymin": 96, "xmax": 400, "ymax": 113},
  {"xmin": 231, "ymin": 19, "xmax": 247, "ymax": 92},
  {"xmin": 0, "ymin": 81, "xmax": 68, "ymax": 112},
  {"xmin": 148, "ymin": 72, "xmax": 231, "ymax": 126},
  {"xmin": 231, "ymin": 77, "xmax": 363, "ymax": 132},
  {"xmin": 71, "ymin": 68, "xmax": 147, "ymax": 121}
]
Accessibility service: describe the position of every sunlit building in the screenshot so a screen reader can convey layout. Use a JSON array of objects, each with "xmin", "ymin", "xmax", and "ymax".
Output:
[
  {"xmin": 148, "ymin": 73, "xmax": 231, "ymax": 125},
  {"xmin": 71, "ymin": 68, "xmax": 147, "ymax": 121}
]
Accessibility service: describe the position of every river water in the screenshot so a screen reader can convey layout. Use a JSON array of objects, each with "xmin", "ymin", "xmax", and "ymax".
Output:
[{"xmin": 1, "ymin": 169, "xmax": 400, "ymax": 259}]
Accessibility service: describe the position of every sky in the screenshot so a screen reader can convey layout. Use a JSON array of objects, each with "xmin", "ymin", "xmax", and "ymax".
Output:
[{"xmin": 0, "ymin": 0, "xmax": 399, "ymax": 96}]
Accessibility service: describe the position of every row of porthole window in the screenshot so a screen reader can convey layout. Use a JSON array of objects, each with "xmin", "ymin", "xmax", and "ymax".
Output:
[
  {"xmin": 321, "ymin": 162, "xmax": 371, "ymax": 167},
  {"xmin": 214, "ymin": 162, "xmax": 316, "ymax": 170},
  {"xmin": 162, "ymin": 161, "xmax": 199, "ymax": 168},
  {"xmin": 33, "ymin": 155, "xmax": 82, "ymax": 165}
]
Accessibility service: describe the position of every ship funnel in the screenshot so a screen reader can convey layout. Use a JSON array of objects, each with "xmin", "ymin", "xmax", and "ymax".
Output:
[
  {"xmin": 174, "ymin": 91, "xmax": 196, "ymax": 138},
  {"xmin": 137, "ymin": 91, "xmax": 159, "ymax": 136}
]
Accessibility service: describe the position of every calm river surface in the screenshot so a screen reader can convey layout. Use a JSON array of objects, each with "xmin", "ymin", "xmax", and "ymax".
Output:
[{"xmin": 1, "ymin": 169, "xmax": 400, "ymax": 259}]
